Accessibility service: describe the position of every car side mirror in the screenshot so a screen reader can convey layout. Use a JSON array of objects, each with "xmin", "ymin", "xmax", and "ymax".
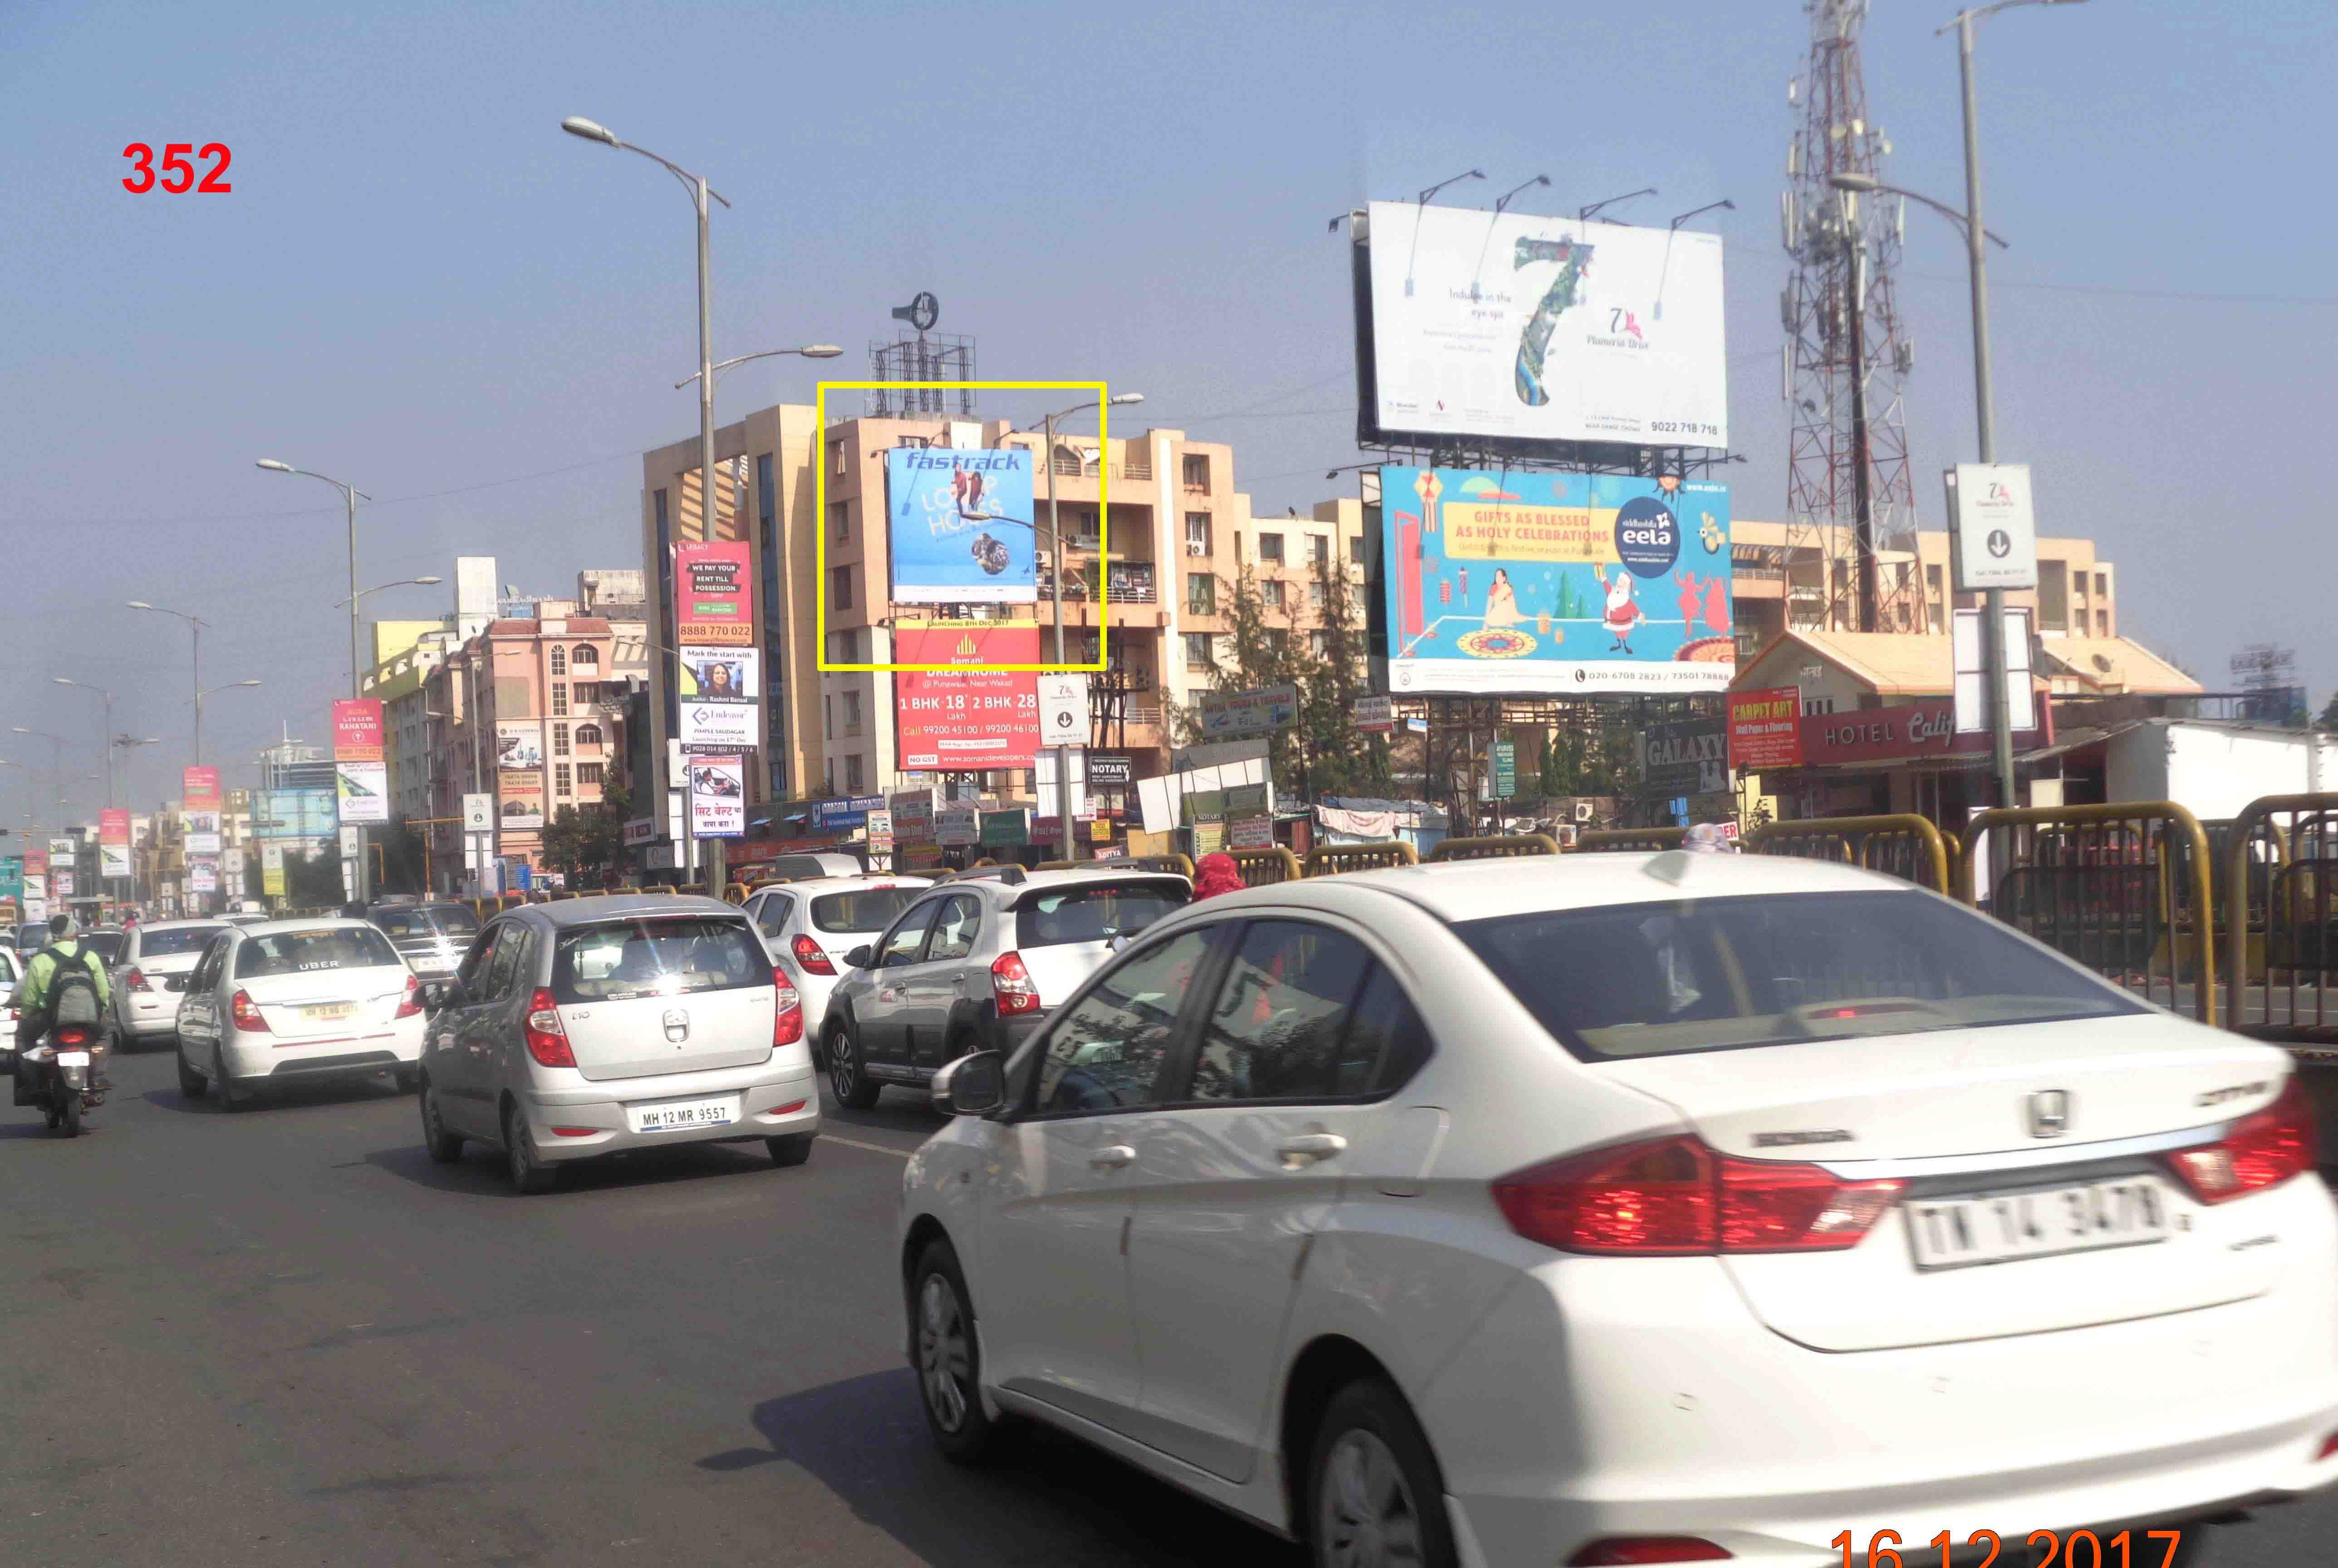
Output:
[
  {"xmin": 930, "ymin": 1050, "xmax": 1007, "ymax": 1117},
  {"xmin": 425, "ymin": 981, "xmax": 458, "ymax": 1012},
  {"xmin": 843, "ymin": 944, "xmax": 874, "ymax": 970},
  {"xmin": 1109, "ymin": 931, "xmax": 1130, "ymax": 954}
]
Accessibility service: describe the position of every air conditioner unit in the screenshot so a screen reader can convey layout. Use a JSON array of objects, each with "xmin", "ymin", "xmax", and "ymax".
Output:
[
  {"xmin": 1573, "ymin": 801, "xmax": 1595, "ymax": 823},
  {"xmin": 1186, "ymin": 542, "xmax": 1208, "ymax": 557}
]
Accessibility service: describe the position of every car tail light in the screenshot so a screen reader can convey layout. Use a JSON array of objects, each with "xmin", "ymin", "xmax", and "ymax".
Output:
[
  {"xmin": 393, "ymin": 973, "xmax": 422, "ymax": 1019},
  {"xmin": 1492, "ymin": 1134, "xmax": 1901, "ymax": 1256},
  {"xmin": 55, "ymin": 1025, "xmax": 90, "ymax": 1047},
  {"xmin": 990, "ymin": 951, "xmax": 1041, "ymax": 1016},
  {"xmin": 790, "ymin": 933, "xmax": 835, "ymax": 976},
  {"xmin": 2163, "ymin": 1074, "xmax": 2318, "ymax": 1205},
  {"xmin": 231, "ymin": 989, "xmax": 270, "ymax": 1033},
  {"xmin": 1567, "ymin": 1540, "xmax": 1732, "ymax": 1565},
  {"xmin": 2317, "ymin": 1429, "xmax": 2338, "ymax": 1463},
  {"xmin": 126, "ymin": 967, "xmax": 151, "ymax": 992},
  {"xmin": 523, "ymin": 987, "xmax": 576, "ymax": 1068},
  {"xmin": 773, "ymin": 970, "xmax": 804, "ymax": 1047}
]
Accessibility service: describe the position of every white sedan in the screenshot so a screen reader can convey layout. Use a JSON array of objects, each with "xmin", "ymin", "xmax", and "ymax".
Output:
[
  {"xmin": 898, "ymin": 851, "xmax": 2338, "ymax": 1568},
  {"xmin": 175, "ymin": 918, "xmax": 426, "ymax": 1109}
]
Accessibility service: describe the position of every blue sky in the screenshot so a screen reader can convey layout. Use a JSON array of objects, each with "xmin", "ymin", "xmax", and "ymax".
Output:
[{"xmin": 4, "ymin": 0, "xmax": 2333, "ymax": 820}]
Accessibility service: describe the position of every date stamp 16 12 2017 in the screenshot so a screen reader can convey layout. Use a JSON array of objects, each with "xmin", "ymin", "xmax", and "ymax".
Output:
[{"xmin": 1831, "ymin": 1528, "xmax": 2188, "ymax": 1568}]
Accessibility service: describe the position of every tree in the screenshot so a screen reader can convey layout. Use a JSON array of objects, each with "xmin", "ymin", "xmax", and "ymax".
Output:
[
  {"xmin": 1289, "ymin": 553, "xmax": 1388, "ymax": 796},
  {"xmin": 281, "ymin": 848, "xmax": 347, "ymax": 910},
  {"xmin": 539, "ymin": 784, "xmax": 632, "ymax": 887},
  {"xmin": 2318, "ymin": 691, "xmax": 2338, "ymax": 734}
]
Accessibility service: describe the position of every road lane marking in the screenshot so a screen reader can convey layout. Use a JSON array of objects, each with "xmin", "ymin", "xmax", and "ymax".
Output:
[{"xmin": 823, "ymin": 1134, "xmax": 913, "ymax": 1160}]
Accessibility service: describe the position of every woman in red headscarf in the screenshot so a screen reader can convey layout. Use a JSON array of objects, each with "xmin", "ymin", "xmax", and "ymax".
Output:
[{"xmin": 1191, "ymin": 852, "xmax": 1244, "ymax": 901}]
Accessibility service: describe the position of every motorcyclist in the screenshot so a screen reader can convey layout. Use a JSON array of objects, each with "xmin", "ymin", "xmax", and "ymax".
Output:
[{"xmin": 15, "ymin": 912, "xmax": 113, "ymax": 1093}]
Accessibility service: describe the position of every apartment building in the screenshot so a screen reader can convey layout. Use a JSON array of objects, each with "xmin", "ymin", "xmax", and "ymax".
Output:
[{"xmin": 639, "ymin": 409, "xmax": 1368, "ymax": 840}]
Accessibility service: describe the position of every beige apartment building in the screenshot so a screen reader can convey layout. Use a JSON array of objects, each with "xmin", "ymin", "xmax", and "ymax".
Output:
[{"xmin": 638, "ymin": 408, "xmax": 1365, "ymax": 841}]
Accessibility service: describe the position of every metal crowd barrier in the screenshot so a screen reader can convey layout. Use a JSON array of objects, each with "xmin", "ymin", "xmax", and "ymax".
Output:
[
  {"xmin": 1425, "ymin": 833, "xmax": 1562, "ymax": 862},
  {"xmin": 1303, "ymin": 841, "xmax": 1419, "ymax": 877},
  {"xmin": 1961, "ymin": 802, "xmax": 2215, "ymax": 1024},
  {"xmin": 1131, "ymin": 853, "xmax": 1195, "ymax": 877},
  {"xmin": 1228, "ymin": 847, "xmax": 1303, "ymax": 887},
  {"xmin": 1573, "ymin": 827, "xmax": 1686, "ymax": 853},
  {"xmin": 2224, "ymin": 794, "xmax": 2338, "ymax": 1057},
  {"xmin": 1746, "ymin": 814, "xmax": 1954, "ymax": 896}
]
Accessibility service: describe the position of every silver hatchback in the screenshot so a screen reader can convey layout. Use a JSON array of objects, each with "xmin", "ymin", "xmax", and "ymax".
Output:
[{"xmin": 415, "ymin": 895, "xmax": 818, "ymax": 1193}]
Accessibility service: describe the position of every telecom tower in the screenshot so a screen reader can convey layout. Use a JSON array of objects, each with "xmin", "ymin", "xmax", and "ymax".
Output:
[{"xmin": 1782, "ymin": 0, "xmax": 1924, "ymax": 634}]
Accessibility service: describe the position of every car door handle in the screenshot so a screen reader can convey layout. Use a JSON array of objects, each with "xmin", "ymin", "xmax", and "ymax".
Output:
[
  {"xmin": 1090, "ymin": 1145, "xmax": 1137, "ymax": 1170},
  {"xmin": 1276, "ymin": 1133, "xmax": 1348, "ymax": 1169}
]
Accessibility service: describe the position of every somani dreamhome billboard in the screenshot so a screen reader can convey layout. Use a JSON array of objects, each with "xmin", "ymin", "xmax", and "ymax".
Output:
[{"xmin": 1361, "ymin": 201, "xmax": 1728, "ymax": 452}]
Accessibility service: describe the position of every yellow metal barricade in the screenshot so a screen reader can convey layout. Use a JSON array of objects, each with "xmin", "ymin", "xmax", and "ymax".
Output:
[
  {"xmin": 1426, "ymin": 833, "xmax": 1562, "ymax": 862},
  {"xmin": 1746, "ymin": 814, "xmax": 1952, "ymax": 894},
  {"xmin": 1034, "ymin": 860, "xmax": 1079, "ymax": 872},
  {"xmin": 1962, "ymin": 803, "xmax": 2215, "ymax": 1024},
  {"xmin": 1228, "ymin": 847, "xmax": 1302, "ymax": 887},
  {"xmin": 1303, "ymin": 841, "xmax": 1419, "ymax": 877},
  {"xmin": 2225, "ymin": 794, "xmax": 2338, "ymax": 1054},
  {"xmin": 1573, "ymin": 827, "xmax": 1685, "ymax": 853},
  {"xmin": 1132, "ymin": 853, "xmax": 1195, "ymax": 878}
]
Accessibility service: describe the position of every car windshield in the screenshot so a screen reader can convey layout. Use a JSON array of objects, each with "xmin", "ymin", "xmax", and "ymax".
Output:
[
  {"xmin": 236, "ymin": 926, "xmax": 403, "ymax": 979},
  {"xmin": 79, "ymin": 931, "xmax": 126, "ymax": 963},
  {"xmin": 17, "ymin": 925, "xmax": 45, "ymax": 948},
  {"xmin": 1015, "ymin": 884, "xmax": 1186, "ymax": 949},
  {"xmin": 550, "ymin": 916, "xmax": 768, "ymax": 1004},
  {"xmin": 1459, "ymin": 889, "xmax": 2143, "ymax": 1061},
  {"xmin": 140, "ymin": 926, "xmax": 225, "ymax": 956},
  {"xmin": 809, "ymin": 887, "xmax": 925, "ymax": 934}
]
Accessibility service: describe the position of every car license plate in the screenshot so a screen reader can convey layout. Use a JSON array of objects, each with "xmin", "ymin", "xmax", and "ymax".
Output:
[
  {"xmin": 1906, "ymin": 1176, "xmax": 2171, "ymax": 1271},
  {"xmin": 629, "ymin": 1095, "xmax": 737, "ymax": 1133},
  {"xmin": 302, "ymin": 1002, "xmax": 356, "ymax": 1021},
  {"xmin": 55, "ymin": 1050, "xmax": 89, "ymax": 1068}
]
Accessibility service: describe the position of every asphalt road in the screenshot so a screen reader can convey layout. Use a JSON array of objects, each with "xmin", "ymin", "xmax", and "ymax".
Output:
[{"xmin": 3, "ymin": 1046, "xmax": 2333, "ymax": 1568}]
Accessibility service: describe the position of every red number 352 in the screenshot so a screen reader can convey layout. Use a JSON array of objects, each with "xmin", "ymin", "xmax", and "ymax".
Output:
[{"xmin": 122, "ymin": 142, "xmax": 232, "ymax": 193}]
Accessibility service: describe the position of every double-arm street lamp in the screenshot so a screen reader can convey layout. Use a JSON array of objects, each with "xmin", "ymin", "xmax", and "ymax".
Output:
[
  {"xmin": 196, "ymin": 681, "xmax": 263, "ymax": 765},
  {"xmin": 51, "ymin": 679, "xmax": 117, "ymax": 809},
  {"xmin": 125, "ymin": 599, "xmax": 210, "ymax": 760},
  {"xmin": 255, "ymin": 460, "xmax": 372, "ymax": 699},
  {"xmin": 673, "ymin": 345, "xmax": 843, "ymax": 390},
  {"xmin": 337, "ymin": 576, "xmax": 444, "ymax": 610}
]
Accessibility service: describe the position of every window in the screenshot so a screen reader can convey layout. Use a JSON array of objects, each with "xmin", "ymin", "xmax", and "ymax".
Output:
[
  {"xmin": 1803, "ymin": 696, "xmax": 1835, "ymax": 715},
  {"xmin": 1186, "ymin": 573, "xmax": 1216, "ymax": 614},
  {"xmin": 810, "ymin": 887, "xmax": 925, "ymax": 934},
  {"xmin": 1262, "ymin": 579, "xmax": 1286, "ymax": 610},
  {"xmin": 1309, "ymin": 534, "xmax": 1329, "ymax": 566},
  {"xmin": 824, "ymin": 695, "xmax": 833, "ymax": 741},
  {"xmin": 878, "ymin": 901, "xmax": 942, "ymax": 968},
  {"xmin": 1265, "ymin": 628, "xmax": 1290, "ymax": 654},
  {"xmin": 2097, "ymin": 610, "xmax": 2109, "ymax": 636},
  {"xmin": 1016, "ymin": 882, "xmax": 1184, "ymax": 950},
  {"xmin": 830, "ymin": 564, "xmax": 853, "ymax": 610},
  {"xmin": 570, "ymin": 681, "xmax": 597, "ymax": 707},
  {"xmin": 550, "ymin": 683, "xmax": 568, "ymax": 716},
  {"xmin": 845, "ymin": 754, "xmax": 864, "ymax": 791},
  {"xmin": 842, "ymin": 690, "xmax": 862, "ymax": 735},
  {"xmin": 578, "ymin": 762, "xmax": 604, "ymax": 786},
  {"xmin": 236, "ymin": 925, "xmax": 401, "ymax": 979},
  {"xmin": 481, "ymin": 923, "xmax": 529, "ymax": 999},
  {"xmin": 829, "ymin": 439, "xmax": 845, "ymax": 477},
  {"xmin": 574, "ymin": 723, "xmax": 603, "ymax": 747},
  {"xmin": 749, "ymin": 895, "xmax": 788, "ymax": 940},
  {"xmin": 1188, "ymin": 922, "xmax": 1385, "ymax": 1102},
  {"xmin": 1258, "ymin": 532, "xmax": 1285, "ymax": 563},
  {"xmin": 924, "ymin": 894, "xmax": 982, "ymax": 962},
  {"xmin": 549, "ymin": 645, "xmax": 567, "ymax": 676},
  {"xmin": 830, "ymin": 500, "xmax": 849, "ymax": 541},
  {"xmin": 1310, "ymin": 629, "xmax": 1332, "ymax": 658},
  {"xmin": 1184, "ymin": 513, "xmax": 1212, "ymax": 556},
  {"xmin": 572, "ymin": 644, "xmax": 599, "ymax": 668},
  {"xmin": 1030, "ymin": 929, "xmax": 1213, "ymax": 1114},
  {"xmin": 1184, "ymin": 631, "xmax": 1214, "ymax": 669},
  {"xmin": 1181, "ymin": 453, "xmax": 1211, "ymax": 492},
  {"xmin": 2094, "ymin": 572, "xmax": 2108, "ymax": 599},
  {"xmin": 1308, "ymin": 579, "xmax": 1326, "ymax": 610},
  {"xmin": 553, "ymin": 723, "xmax": 570, "ymax": 757},
  {"xmin": 555, "ymin": 763, "xmax": 573, "ymax": 797},
  {"xmin": 551, "ymin": 916, "xmax": 766, "ymax": 1003},
  {"xmin": 1459, "ymin": 890, "xmax": 2141, "ymax": 1063},
  {"xmin": 1349, "ymin": 534, "xmax": 1365, "ymax": 565}
]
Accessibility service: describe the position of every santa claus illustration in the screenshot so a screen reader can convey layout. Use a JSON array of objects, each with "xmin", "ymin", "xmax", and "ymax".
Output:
[{"xmin": 1594, "ymin": 562, "xmax": 1646, "ymax": 652}]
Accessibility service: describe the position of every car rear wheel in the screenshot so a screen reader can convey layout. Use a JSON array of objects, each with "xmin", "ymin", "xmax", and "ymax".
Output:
[
  {"xmin": 766, "ymin": 1134, "xmax": 814, "ymax": 1167},
  {"xmin": 827, "ymin": 1021, "xmax": 881, "ymax": 1109},
  {"xmin": 911, "ymin": 1238, "xmax": 1006, "ymax": 1463},
  {"xmin": 176, "ymin": 1044, "xmax": 207, "ymax": 1098},
  {"xmin": 1306, "ymin": 1379, "xmax": 1456, "ymax": 1568},
  {"xmin": 420, "ymin": 1078, "xmax": 463, "ymax": 1164},
  {"xmin": 213, "ymin": 1045, "xmax": 250, "ymax": 1112},
  {"xmin": 503, "ymin": 1104, "xmax": 557, "ymax": 1195},
  {"xmin": 393, "ymin": 1065, "xmax": 419, "ymax": 1095}
]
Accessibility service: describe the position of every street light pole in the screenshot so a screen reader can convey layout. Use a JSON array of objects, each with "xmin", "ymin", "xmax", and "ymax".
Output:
[
  {"xmin": 1955, "ymin": 7, "xmax": 2017, "ymax": 811},
  {"xmin": 126, "ymin": 602, "xmax": 210, "ymax": 762}
]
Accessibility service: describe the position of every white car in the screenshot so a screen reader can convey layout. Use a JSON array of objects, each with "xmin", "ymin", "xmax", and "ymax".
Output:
[
  {"xmin": 174, "ymin": 918, "xmax": 426, "ymax": 1109},
  {"xmin": 897, "ymin": 852, "xmax": 2338, "ymax": 1568},
  {"xmin": 741, "ymin": 874, "xmax": 933, "ymax": 1062},
  {"xmin": 110, "ymin": 919, "xmax": 228, "ymax": 1048}
]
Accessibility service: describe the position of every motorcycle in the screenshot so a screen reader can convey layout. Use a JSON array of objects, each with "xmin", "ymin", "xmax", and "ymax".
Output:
[{"xmin": 14, "ymin": 1024, "xmax": 102, "ymax": 1137}]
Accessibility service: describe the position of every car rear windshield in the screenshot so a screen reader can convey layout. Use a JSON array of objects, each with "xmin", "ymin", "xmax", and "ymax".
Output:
[
  {"xmin": 550, "ymin": 917, "xmax": 769, "ymax": 1004},
  {"xmin": 79, "ymin": 932, "xmax": 125, "ymax": 963},
  {"xmin": 1015, "ymin": 884, "xmax": 1186, "ymax": 949},
  {"xmin": 236, "ymin": 926, "xmax": 403, "ymax": 979},
  {"xmin": 1458, "ymin": 889, "xmax": 2142, "ymax": 1061},
  {"xmin": 140, "ymin": 926, "xmax": 224, "ymax": 956},
  {"xmin": 373, "ymin": 906, "xmax": 479, "ymax": 939},
  {"xmin": 809, "ymin": 887, "xmax": 924, "ymax": 934}
]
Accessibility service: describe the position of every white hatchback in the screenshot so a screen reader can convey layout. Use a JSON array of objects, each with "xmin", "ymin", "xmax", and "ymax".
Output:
[
  {"xmin": 111, "ymin": 919, "xmax": 229, "ymax": 1047},
  {"xmin": 175, "ymin": 918, "xmax": 426, "ymax": 1108},
  {"xmin": 741, "ymin": 874, "xmax": 933, "ymax": 1059},
  {"xmin": 897, "ymin": 853, "xmax": 2338, "ymax": 1568}
]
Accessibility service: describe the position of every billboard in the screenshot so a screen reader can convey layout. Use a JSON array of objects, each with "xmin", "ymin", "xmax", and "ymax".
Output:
[
  {"xmin": 1378, "ymin": 466, "xmax": 1734, "ymax": 694},
  {"xmin": 182, "ymin": 765, "xmax": 220, "ymax": 810},
  {"xmin": 1728, "ymin": 686, "xmax": 1804, "ymax": 771},
  {"xmin": 673, "ymin": 539, "xmax": 752, "ymax": 646},
  {"xmin": 336, "ymin": 759, "xmax": 390, "ymax": 823},
  {"xmin": 688, "ymin": 754, "xmax": 747, "ymax": 838},
  {"xmin": 1358, "ymin": 201, "xmax": 1728, "ymax": 452},
  {"xmin": 886, "ymin": 448, "xmax": 1038, "ymax": 604},
  {"xmin": 894, "ymin": 626, "xmax": 1041, "ymax": 770},
  {"xmin": 189, "ymin": 862, "xmax": 217, "ymax": 894},
  {"xmin": 253, "ymin": 789, "xmax": 338, "ymax": 841},
  {"xmin": 1198, "ymin": 685, "xmax": 1298, "ymax": 740},
  {"xmin": 261, "ymin": 842, "xmax": 286, "ymax": 897},
  {"xmin": 497, "ymin": 769, "xmax": 545, "ymax": 831},
  {"xmin": 1639, "ymin": 717, "xmax": 1730, "ymax": 797},
  {"xmin": 496, "ymin": 721, "xmax": 544, "ymax": 772},
  {"xmin": 678, "ymin": 645, "xmax": 762, "ymax": 752},
  {"xmin": 99, "ymin": 809, "xmax": 132, "ymax": 878},
  {"xmin": 331, "ymin": 698, "xmax": 385, "ymax": 760}
]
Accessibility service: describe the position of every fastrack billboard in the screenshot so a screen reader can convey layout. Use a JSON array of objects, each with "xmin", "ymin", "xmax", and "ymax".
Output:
[
  {"xmin": 1377, "ymin": 466, "xmax": 1735, "ymax": 694},
  {"xmin": 886, "ymin": 448, "xmax": 1038, "ymax": 604},
  {"xmin": 894, "ymin": 625, "xmax": 1041, "ymax": 770},
  {"xmin": 1357, "ymin": 201, "xmax": 1727, "ymax": 453},
  {"xmin": 673, "ymin": 539, "xmax": 752, "ymax": 647}
]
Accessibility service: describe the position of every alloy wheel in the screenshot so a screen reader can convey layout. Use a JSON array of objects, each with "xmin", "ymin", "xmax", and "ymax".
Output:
[
  {"xmin": 830, "ymin": 1034, "xmax": 858, "ymax": 1100},
  {"xmin": 916, "ymin": 1273, "xmax": 972, "ymax": 1433},
  {"xmin": 1317, "ymin": 1428, "xmax": 1424, "ymax": 1568}
]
